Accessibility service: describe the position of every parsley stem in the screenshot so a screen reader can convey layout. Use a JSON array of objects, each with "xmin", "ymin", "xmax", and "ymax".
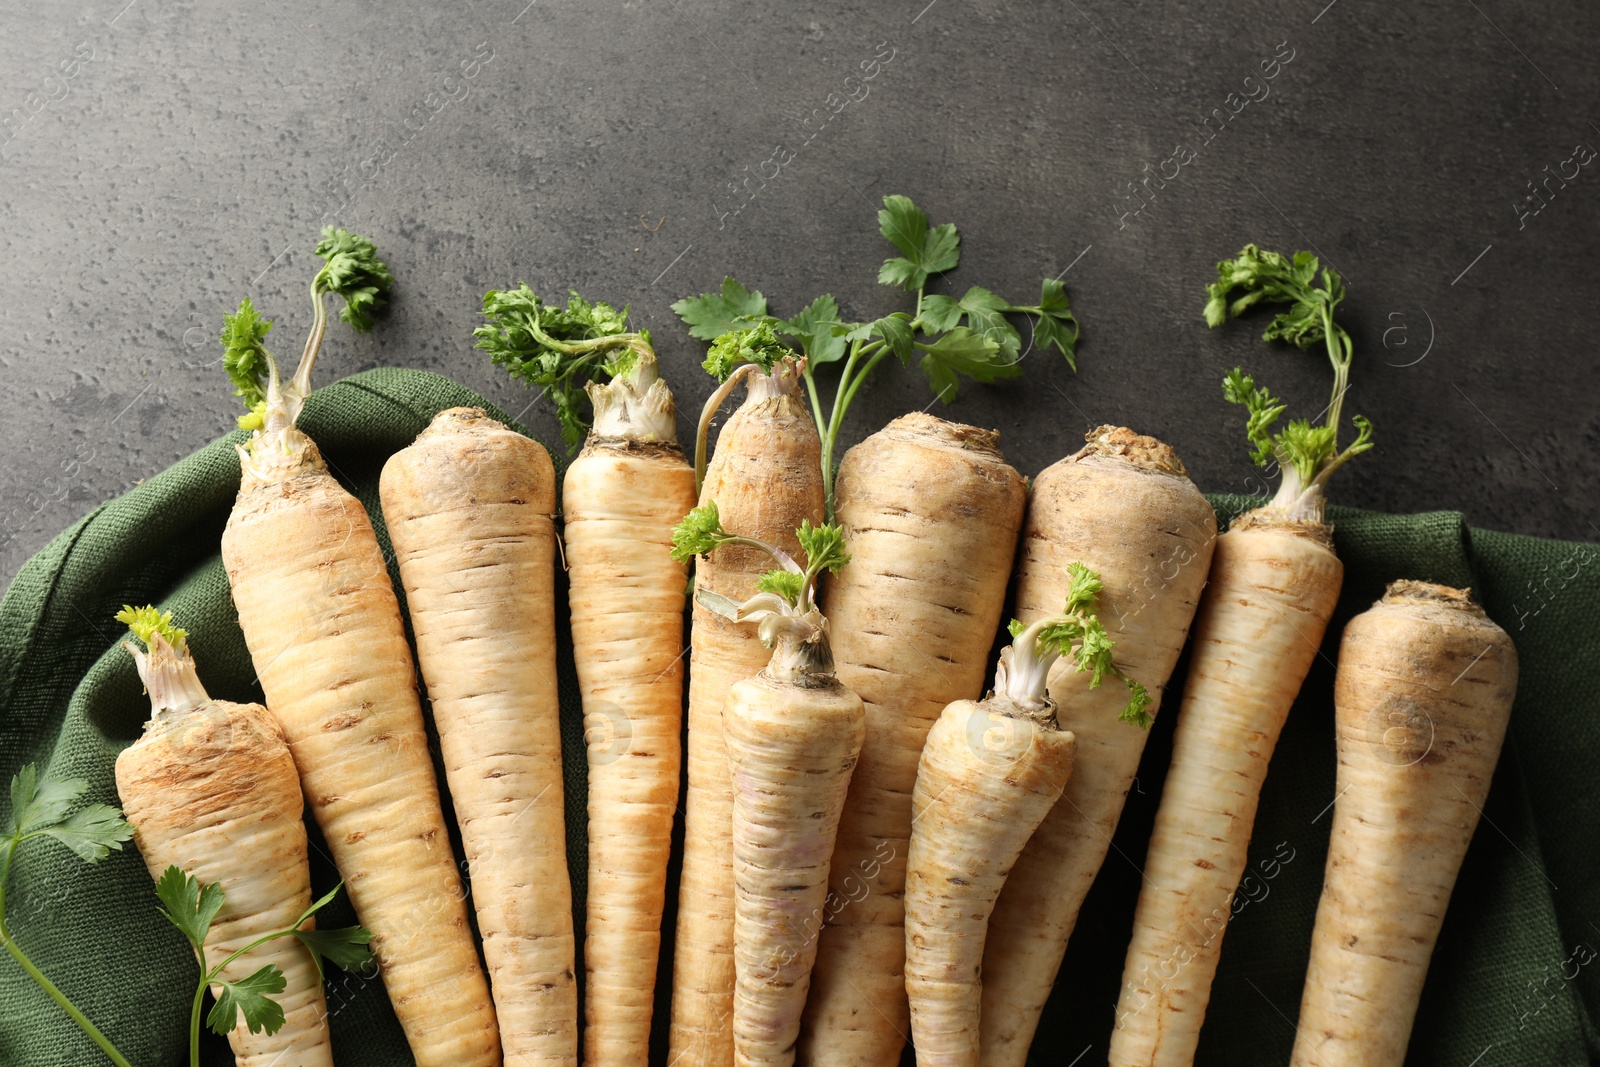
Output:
[
  {"xmin": 820, "ymin": 339, "xmax": 865, "ymax": 518},
  {"xmin": 188, "ymin": 944, "xmax": 209, "ymax": 1067},
  {"xmin": 0, "ymin": 842, "xmax": 134, "ymax": 1067}
]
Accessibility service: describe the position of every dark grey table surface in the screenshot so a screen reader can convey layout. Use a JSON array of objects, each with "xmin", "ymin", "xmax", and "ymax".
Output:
[{"xmin": 2, "ymin": 0, "xmax": 1596, "ymax": 588}]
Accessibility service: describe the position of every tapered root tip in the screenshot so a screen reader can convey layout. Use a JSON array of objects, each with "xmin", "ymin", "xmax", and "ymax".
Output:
[
  {"xmin": 1381, "ymin": 579, "xmax": 1486, "ymax": 616},
  {"xmin": 1074, "ymin": 425, "xmax": 1188, "ymax": 476}
]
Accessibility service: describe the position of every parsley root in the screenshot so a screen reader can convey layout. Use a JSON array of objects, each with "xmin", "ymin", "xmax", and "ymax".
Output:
[
  {"xmin": 799, "ymin": 414, "xmax": 1026, "ymax": 1067},
  {"xmin": 905, "ymin": 564, "xmax": 1148, "ymax": 1067},
  {"xmin": 674, "ymin": 506, "xmax": 861, "ymax": 1067},
  {"xmin": 667, "ymin": 359, "xmax": 824, "ymax": 1067},
  {"xmin": 381, "ymin": 408, "xmax": 577, "ymax": 1065},
  {"xmin": 1291, "ymin": 583, "xmax": 1517, "ymax": 1066},
  {"xmin": 114, "ymin": 607, "xmax": 367, "ymax": 1067},
  {"xmin": 219, "ymin": 230, "xmax": 498, "ymax": 1065},
  {"xmin": 980, "ymin": 428, "xmax": 1215, "ymax": 1066},
  {"xmin": 1110, "ymin": 247, "xmax": 1372, "ymax": 1064}
]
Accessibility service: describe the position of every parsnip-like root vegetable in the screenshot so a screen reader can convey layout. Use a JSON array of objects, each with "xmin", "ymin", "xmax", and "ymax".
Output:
[
  {"xmin": 669, "ymin": 359, "xmax": 824, "ymax": 1067},
  {"xmin": 800, "ymin": 413, "xmax": 1025, "ymax": 1067},
  {"xmin": 475, "ymin": 285, "xmax": 702, "ymax": 1064},
  {"xmin": 1110, "ymin": 245, "xmax": 1374, "ymax": 1064},
  {"xmin": 219, "ymin": 230, "xmax": 498, "ymax": 1066},
  {"xmin": 114, "ymin": 610, "xmax": 333, "ymax": 1067},
  {"xmin": 381, "ymin": 407, "xmax": 575, "ymax": 1065},
  {"xmin": 674, "ymin": 502, "xmax": 861, "ymax": 1067},
  {"xmin": 906, "ymin": 561, "xmax": 1144, "ymax": 1067},
  {"xmin": 1290, "ymin": 582, "xmax": 1517, "ymax": 1067},
  {"xmin": 980, "ymin": 428, "xmax": 1216, "ymax": 1066},
  {"xmin": 568, "ymin": 368, "xmax": 698, "ymax": 1066}
]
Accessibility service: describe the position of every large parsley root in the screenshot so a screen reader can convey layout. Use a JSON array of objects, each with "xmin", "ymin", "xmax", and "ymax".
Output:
[
  {"xmin": 381, "ymin": 408, "xmax": 576, "ymax": 1065},
  {"xmin": 1291, "ymin": 582, "xmax": 1517, "ymax": 1066},
  {"xmin": 799, "ymin": 414, "xmax": 1025, "ymax": 1067},
  {"xmin": 1110, "ymin": 247, "xmax": 1372, "ymax": 1064},
  {"xmin": 667, "ymin": 359, "xmax": 824, "ymax": 1067},
  {"xmin": 114, "ymin": 610, "xmax": 332, "ymax": 1067},
  {"xmin": 219, "ymin": 230, "xmax": 497, "ymax": 1065},
  {"xmin": 980, "ymin": 428, "xmax": 1215, "ymax": 1066}
]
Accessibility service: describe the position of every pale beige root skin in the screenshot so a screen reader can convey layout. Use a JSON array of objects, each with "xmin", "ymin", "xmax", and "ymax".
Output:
[
  {"xmin": 981, "ymin": 428, "xmax": 1217, "ymax": 1067},
  {"xmin": 669, "ymin": 370, "xmax": 824, "ymax": 1067},
  {"xmin": 116, "ymin": 699, "xmax": 333, "ymax": 1067},
  {"xmin": 724, "ymin": 670, "xmax": 865, "ymax": 1067},
  {"xmin": 905, "ymin": 698, "xmax": 1075, "ymax": 1067},
  {"xmin": 798, "ymin": 413, "xmax": 1025, "ymax": 1067},
  {"xmin": 1290, "ymin": 582, "xmax": 1517, "ymax": 1067},
  {"xmin": 564, "ymin": 437, "xmax": 697, "ymax": 1066},
  {"xmin": 1109, "ymin": 517, "xmax": 1343, "ymax": 1066},
  {"xmin": 380, "ymin": 407, "xmax": 574, "ymax": 1066},
  {"xmin": 223, "ymin": 428, "xmax": 499, "ymax": 1067}
]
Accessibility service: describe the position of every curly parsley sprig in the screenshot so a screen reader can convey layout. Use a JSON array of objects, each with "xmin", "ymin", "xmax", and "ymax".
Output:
[
  {"xmin": 474, "ymin": 285, "xmax": 657, "ymax": 450},
  {"xmin": 673, "ymin": 195, "xmax": 1082, "ymax": 517},
  {"xmin": 221, "ymin": 227, "xmax": 394, "ymax": 435},
  {"xmin": 997, "ymin": 562, "xmax": 1151, "ymax": 729},
  {"xmin": 671, "ymin": 501, "xmax": 850, "ymax": 618},
  {"xmin": 1204, "ymin": 245, "xmax": 1373, "ymax": 521}
]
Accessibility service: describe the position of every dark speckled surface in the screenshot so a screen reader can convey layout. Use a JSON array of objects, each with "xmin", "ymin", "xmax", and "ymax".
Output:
[{"xmin": 1, "ymin": 0, "xmax": 1596, "ymax": 586}]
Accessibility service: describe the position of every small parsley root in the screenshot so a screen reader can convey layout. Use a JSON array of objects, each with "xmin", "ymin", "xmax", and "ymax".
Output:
[
  {"xmin": 905, "ymin": 565, "xmax": 1151, "ymax": 1067},
  {"xmin": 667, "ymin": 359, "xmax": 824, "ymax": 1067},
  {"xmin": 113, "ymin": 606, "xmax": 373, "ymax": 1067},
  {"xmin": 797, "ymin": 415, "xmax": 1026, "ymax": 1067},
  {"xmin": 1292, "ymin": 583, "xmax": 1516, "ymax": 1066},
  {"xmin": 673, "ymin": 506, "xmax": 863, "ymax": 1067},
  {"xmin": 1109, "ymin": 246, "xmax": 1374, "ymax": 1065},
  {"xmin": 218, "ymin": 230, "xmax": 499, "ymax": 1065},
  {"xmin": 380, "ymin": 409, "xmax": 578, "ymax": 1065},
  {"xmin": 476, "ymin": 285, "xmax": 698, "ymax": 1064},
  {"xmin": 979, "ymin": 427, "xmax": 1216, "ymax": 1067}
]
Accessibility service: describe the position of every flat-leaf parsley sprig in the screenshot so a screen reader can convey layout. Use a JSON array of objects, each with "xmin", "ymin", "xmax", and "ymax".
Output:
[{"xmin": 673, "ymin": 195, "xmax": 1082, "ymax": 516}]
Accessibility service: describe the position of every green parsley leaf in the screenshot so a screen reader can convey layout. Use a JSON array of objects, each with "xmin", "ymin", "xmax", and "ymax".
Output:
[
  {"xmin": 873, "ymin": 314, "xmax": 916, "ymax": 364},
  {"xmin": 312, "ymin": 227, "xmax": 394, "ymax": 333},
  {"xmin": 1221, "ymin": 368, "xmax": 1286, "ymax": 469},
  {"xmin": 220, "ymin": 298, "xmax": 273, "ymax": 430},
  {"xmin": 877, "ymin": 195, "xmax": 960, "ymax": 292},
  {"xmin": 671, "ymin": 502, "xmax": 729, "ymax": 563},
  {"xmin": 206, "ymin": 965, "xmax": 287, "ymax": 1036},
  {"xmin": 954, "ymin": 286, "xmax": 1022, "ymax": 359},
  {"xmin": 294, "ymin": 926, "xmax": 375, "ymax": 979},
  {"xmin": 1120, "ymin": 679, "xmax": 1153, "ymax": 729},
  {"xmin": 781, "ymin": 295, "xmax": 849, "ymax": 366},
  {"xmin": 915, "ymin": 327, "xmax": 1016, "ymax": 403},
  {"xmin": 703, "ymin": 322, "xmax": 790, "ymax": 382},
  {"xmin": 918, "ymin": 294, "xmax": 963, "ymax": 333},
  {"xmin": 3, "ymin": 766, "xmax": 131, "ymax": 864},
  {"xmin": 156, "ymin": 865, "xmax": 225, "ymax": 952},
  {"xmin": 476, "ymin": 285, "xmax": 643, "ymax": 450},
  {"xmin": 755, "ymin": 570, "xmax": 805, "ymax": 605},
  {"xmin": 1024, "ymin": 278, "xmax": 1081, "ymax": 368},
  {"xmin": 115, "ymin": 604, "xmax": 187, "ymax": 651},
  {"xmin": 795, "ymin": 520, "xmax": 850, "ymax": 577},
  {"xmin": 672, "ymin": 277, "xmax": 771, "ymax": 341}
]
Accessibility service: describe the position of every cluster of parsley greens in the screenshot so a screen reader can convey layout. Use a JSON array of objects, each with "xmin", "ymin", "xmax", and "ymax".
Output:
[
  {"xmin": 670, "ymin": 501, "xmax": 850, "ymax": 619},
  {"xmin": 673, "ymin": 195, "xmax": 1082, "ymax": 516},
  {"xmin": 222, "ymin": 227, "xmax": 395, "ymax": 432},
  {"xmin": 1002, "ymin": 562, "xmax": 1152, "ymax": 729},
  {"xmin": 115, "ymin": 603, "xmax": 185, "ymax": 649},
  {"xmin": 1204, "ymin": 245, "xmax": 1373, "ymax": 515},
  {"xmin": 472, "ymin": 286, "xmax": 655, "ymax": 451}
]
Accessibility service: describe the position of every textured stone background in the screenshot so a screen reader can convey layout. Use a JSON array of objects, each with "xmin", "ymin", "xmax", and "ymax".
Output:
[{"xmin": 0, "ymin": 0, "xmax": 1596, "ymax": 588}]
